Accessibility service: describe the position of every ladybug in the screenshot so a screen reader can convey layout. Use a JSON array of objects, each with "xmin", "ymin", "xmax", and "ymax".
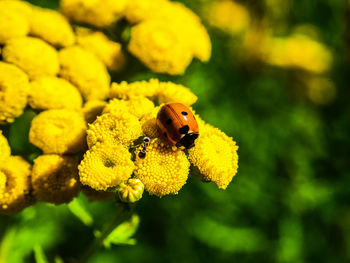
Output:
[{"xmin": 156, "ymin": 103, "xmax": 199, "ymax": 149}]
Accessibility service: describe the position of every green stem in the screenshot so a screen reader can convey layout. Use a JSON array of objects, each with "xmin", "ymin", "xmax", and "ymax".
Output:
[{"xmin": 78, "ymin": 204, "xmax": 132, "ymax": 263}]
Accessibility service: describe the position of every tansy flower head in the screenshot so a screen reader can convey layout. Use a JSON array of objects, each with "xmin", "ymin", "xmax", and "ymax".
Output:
[
  {"xmin": 31, "ymin": 154, "xmax": 81, "ymax": 205},
  {"xmin": 140, "ymin": 106, "xmax": 161, "ymax": 139},
  {"xmin": 0, "ymin": 0, "xmax": 33, "ymax": 18},
  {"xmin": 109, "ymin": 79, "xmax": 160, "ymax": 100},
  {"xmin": 188, "ymin": 123, "xmax": 239, "ymax": 189},
  {"xmin": 28, "ymin": 77, "xmax": 82, "ymax": 111},
  {"xmin": 0, "ymin": 156, "xmax": 34, "ymax": 215},
  {"xmin": 0, "ymin": 131, "xmax": 11, "ymax": 162},
  {"xmin": 82, "ymin": 100, "xmax": 107, "ymax": 124},
  {"xmin": 134, "ymin": 139, "xmax": 190, "ymax": 196},
  {"xmin": 103, "ymin": 97, "xmax": 154, "ymax": 119},
  {"xmin": 29, "ymin": 6, "xmax": 75, "ymax": 48},
  {"xmin": 60, "ymin": 0, "xmax": 127, "ymax": 28},
  {"xmin": 0, "ymin": 61, "xmax": 29, "ymax": 124},
  {"xmin": 86, "ymin": 112, "xmax": 142, "ymax": 148},
  {"xmin": 124, "ymin": 0, "xmax": 169, "ymax": 24},
  {"xmin": 110, "ymin": 79, "xmax": 197, "ymax": 106},
  {"xmin": 117, "ymin": 178, "xmax": 144, "ymax": 203},
  {"xmin": 0, "ymin": 7, "xmax": 29, "ymax": 44},
  {"xmin": 128, "ymin": 19, "xmax": 193, "ymax": 75},
  {"xmin": 59, "ymin": 46, "xmax": 110, "ymax": 101},
  {"xmin": 2, "ymin": 37, "xmax": 59, "ymax": 80},
  {"xmin": 76, "ymin": 28, "xmax": 125, "ymax": 71},
  {"xmin": 78, "ymin": 143, "xmax": 134, "ymax": 191},
  {"xmin": 29, "ymin": 109, "xmax": 87, "ymax": 154}
]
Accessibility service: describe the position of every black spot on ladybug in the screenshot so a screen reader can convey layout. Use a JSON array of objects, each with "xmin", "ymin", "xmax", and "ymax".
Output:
[
  {"xmin": 166, "ymin": 119, "xmax": 172, "ymax": 125},
  {"xmin": 181, "ymin": 111, "xmax": 188, "ymax": 116},
  {"xmin": 163, "ymin": 132, "xmax": 167, "ymax": 138},
  {"xmin": 179, "ymin": 125, "xmax": 189, "ymax": 134}
]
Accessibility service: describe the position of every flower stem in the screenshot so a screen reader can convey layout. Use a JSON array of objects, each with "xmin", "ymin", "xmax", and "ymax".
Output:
[{"xmin": 78, "ymin": 204, "xmax": 132, "ymax": 263}]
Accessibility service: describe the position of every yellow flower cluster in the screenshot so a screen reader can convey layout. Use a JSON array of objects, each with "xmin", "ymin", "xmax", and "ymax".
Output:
[
  {"xmin": 79, "ymin": 78, "xmax": 238, "ymax": 198},
  {"xmin": 126, "ymin": 0, "xmax": 211, "ymax": 75},
  {"xmin": 0, "ymin": 0, "xmax": 236, "ymax": 211}
]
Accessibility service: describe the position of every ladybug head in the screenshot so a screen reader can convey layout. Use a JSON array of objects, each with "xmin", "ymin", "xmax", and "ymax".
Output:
[{"xmin": 176, "ymin": 133, "xmax": 199, "ymax": 149}]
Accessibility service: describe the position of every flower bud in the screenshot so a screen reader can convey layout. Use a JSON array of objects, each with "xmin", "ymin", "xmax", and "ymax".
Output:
[{"xmin": 117, "ymin": 179, "xmax": 144, "ymax": 203}]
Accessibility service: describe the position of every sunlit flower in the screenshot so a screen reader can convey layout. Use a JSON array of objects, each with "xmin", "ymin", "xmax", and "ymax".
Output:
[
  {"xmin": 0, "ymin": 61, "xmax": 29, "ymax": 124},
  {"xmin": 0, "ymin": 8, "xmax": 29, "ymax": 44},
  {"xmin": 103, "ymin": 97, "xmax": 154, "ymax": 119},
  {"xmin": 206, "ymin": 0, "xmax": 250, "ymax": 35},
  {"xmin": 86, "ymin": 112, "xmax": 142, "ymax": 148},
  {"xmin": 60, "ymin": 0, "xmax": 127, "ymax": 28},
  {"xmin": 76, "ymin": 28, "xmax": 125, "ymax": 71},
  {"xmin": 265, "ymin": 33, "xmax": 333, "ymax": 73},
  {"xmin": 2, "ymin": 37, "xmax": 59, "ymax": 80},
  {"xmin": 117, "ymin": 178, "xmax": 144, "ymax": 203},
  {"xmin": 29, "ymin": 109, "xmax": 87, "ymax": 154},
  {"xmin": 78, "ymin": 143, "xmax": 134, "ymax": 191},
  {"xmin": 30, "ymin": 6, "xmax": 75, "ymax": 48},
  {"xmin": 31, "ymin": 154, "xmax": 81, "ymax": 205},
  {"xmin": 128, "ymin": 20, "xmax": 193, "ymax": 75},
  {"xmin": 306, "ymin": 76, "xmax": 336, "ymax": 105},
  {"xmin": 134, "ymin": 139, "xmax": 190, "ymax": 196},
  {"xmin": 126, "ymin": 0, "xmax": 211, "ymax": 75},
  {"xmin": 28, "ymin": 77, "xmax": 82, "ymax": 110},
  {"xmin": 0, "ymin": 0, "xmax": 33, "ymax": 18},
  {"xmin": 188, "ymin": 123, "xmax": 239, "ymax": 189},
  {"xmin": 140, "ymin": 106, "xmax": 161, "ymax": 139},
  {"xmin": 0, "ymin": 156, "xmax": 34, "ymax": 215},
  {"xmin": 59, "ymin": 46, "xmax": 110, "ymax": 101},
  {"xmin": 110, "ymin": 79, "xmax": 197, "ymax": 106},
  {"xmin": 0, "ymin": 131, "xmax": 11, "ymax": 162},
  {"xmin": 82, "ymin": 100, "xmax": 107, "ymax": 124}
]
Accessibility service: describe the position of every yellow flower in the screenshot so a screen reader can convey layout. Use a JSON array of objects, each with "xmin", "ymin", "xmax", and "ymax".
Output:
[
  {"xmin": 128, "ymin": 20, "xmax": 193, "ymax": 75},
  {"xmin": 157, "ymin": 81, "xmax": 197, "ymax": 106},
  {"xmin": 86, "ymin": 112, "xmax": 142, "ymax": 148},
  {"xmin": 2, "ymin": 37, "xmax": 59, "ymax": 80},
  {"xmin": 76, "ymin": 28, "xmax": 125, "ymax": 71},
  {"xmin": 0, "ymin": 61, "xmax": 29, "ymax": 124},
  {"xmin": 110, "ymin": 79, "xmax": 197, "ymax": 106},
  {"xmin": 0, "ymin": 131, "xmax": 11, "ymax": 162},
  {"xmin": 109, "ymin": 79, "xmax": 160, "ymax": 100},
  {"xmin": 140, "ymin": 106, "xmax": 160, "ymax": 139},
  {"xmin": 0, "ymin": 0, "xmax": 33, "ymax": 18},
  {"xmin": 0, "ymin": 156, "xmax": 34, "ymax": 215},
  {"xmin": 117, "ymin": 178, "xmax": 144, "ymax": 203},
  {"xmin": 59, "ymin": 46, "xmax": 110, "ymax": 101},
  {"xmin": 188, "ymin": 123, "xmax": 239, "ymax": 189},
  {"xmin": 31, "ymin": 154, "xmax": 81, "ymax": 205},
  {"xmin": 82, "ymin": 186, "xmax": 114, "ymax": 202},
  {"xmin": 82, "ymin": 100, "xmax": 107, "ymax": 124},
  {"xmin": 0, "ymin": 8, "xmax": 29, "ymax": 44},
  {"xmin": 60, "ymin": 0, "xmax": 127, "ymax": 28},
  {"xmin": 103, "ymin": 97, "xmax": 154, "ymax": 119},
  {"xmin": 29, "ymin": 109, "xmax": 87, "ymax": 154},
  {"xmin": 206, "ymin": 0, "xmax": 250, "ymax": 35},
  {"xmin": 134, "ymin": 139, "xmax": 190, "ymax": 196},
  {"xmin": 29, "ymin": 7, "xmax": 75, "ymax": 48},
  {"xmin": 78, "ymin": 143, "xmax": 134, "ymax": 190},
  {"xmin": 265, "ymin": 34, "xmax": 333, "ymax": 73},
  {"xmin": 28, "ymin": 77, "xmax": 83, "ymax": 111},
  {"xmin": 126, "ymin": 0, "xmax": 211, "ymax": 75},
  {"xmin": 306, "ymin": 76, "xmax": 336, "ymax": 105}
]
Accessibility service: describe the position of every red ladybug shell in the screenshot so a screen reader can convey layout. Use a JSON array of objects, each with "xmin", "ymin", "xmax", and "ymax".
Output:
[{"xmin": 156, "ymin": 103, "xmax": 199, "ymax": 149}]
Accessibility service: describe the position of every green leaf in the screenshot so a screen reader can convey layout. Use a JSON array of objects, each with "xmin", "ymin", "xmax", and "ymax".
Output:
[
  {"xmin": 33, "ymin": 245, "xmax": 49, "ymax": 263},
  {"xmin": 67, "ymin": 198, "xmax": 94, "ymax": 226},
  {"xmin": 103, "ymin": 214, "xmax": 140, "ymax": 248}
]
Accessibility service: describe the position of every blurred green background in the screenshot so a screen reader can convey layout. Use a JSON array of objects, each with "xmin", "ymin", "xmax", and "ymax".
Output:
[{"xmin": 1, "ymin": 0, "xmax": 350, "ymax": 262}]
